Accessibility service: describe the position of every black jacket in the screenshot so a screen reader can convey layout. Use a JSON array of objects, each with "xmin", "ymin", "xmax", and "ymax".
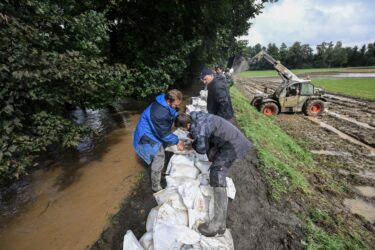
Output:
[
  {"xmin": 189, "ymin": 112, "xmax": 251, "ymax": 161},
  {"xmin": 207, "ymin": 76, "xmax": 234, "ymax": 120}
]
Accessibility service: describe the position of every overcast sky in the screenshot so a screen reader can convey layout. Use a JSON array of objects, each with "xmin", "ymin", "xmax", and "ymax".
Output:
[{"xmin": 240, "ymin": 0, "xmax": 375, "ymax": 49}]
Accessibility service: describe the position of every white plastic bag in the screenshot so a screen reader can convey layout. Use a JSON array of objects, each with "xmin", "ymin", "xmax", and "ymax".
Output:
[
  {"xmin": 153, "ymin": 223, "xmax": 201, "ymax": 250},
  {"xmin": 139, "ymin": 231, "xmax": 153, "ymax": 250},
  {"xmin": 123, "ymin": 230, "xmax": 144, "ymax": 250},
  {"xmin": 156, "ymin": 203, "xmax": 188, "ymax": 227},
  {"xmin": 226, "ymin": 177, "xmax": 236, "ymax": 200},
  {"xmin": 153, "ymin": 188, "xmax": 185, "ymax": 210}
]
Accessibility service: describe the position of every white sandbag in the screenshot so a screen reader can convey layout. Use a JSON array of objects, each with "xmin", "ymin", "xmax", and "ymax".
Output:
[
  {"xmin": 165, "ymin": 145, "xmax": 194, "ymax": 155},
  {"xmin": 123, "ymin": 230, "xmax": 144, "ymax": 250},
  {"xmin": 199, "ymin": 186, "xmax": 215, "ymax": 221},
  {"xmin": 170, "ymin": 162, "xmax": 200, "ymax": 179},
  {"xmin": 199, "ymin": 230, "xmax": 234, "ymax": 250},
  {"xmin": 153, "ymin": 188, "xmax": 185, "ymax": 210},
  {"xmin": 146, "ymin": 207, "xmax": 159, "ymax": 232},
  {"xmin": 195, "ymin": 153, "xmax": 209, "ymax": 162},
  {"xmin": 178, "ymin": 180, "xmax": 200, "ymax": 209},
  {"xmin": 197, "ymin": 173, "xmax": 210, "ymax": 186},
  {"xmin": 194, "ymin": 160, "xmax": 211, "ymax": 174},
  {"xmin": 166, "ymin": 176, "xmax": 198, "ymax": 188},
  {"xmin": 181, "ymin": 182, "xmax": 211, "ymax": 229},
  {"xmin": 156, "ymin": 203, "xmax": 188, "ymax": 227},
  {"xmin": 166, "ymin": 154, "xmax": 195, "ymax": 175},
  {"xmin": 226, "ymin": 177, "xmax": 236, "ymax": 200},
  {"xmin": 139, "ymin": 231, "xmax": 153, "ymax": 250},
  {"xmin": 153, "ymin": 223, "xmax": 201, "ymax": 250}
]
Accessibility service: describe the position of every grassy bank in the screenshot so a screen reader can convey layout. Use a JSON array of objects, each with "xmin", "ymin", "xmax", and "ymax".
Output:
[
  {"xmin": 230, "ymin": 87, "xmax": 370, "ymax": 249},
  {"xmin": 313, "ymin": 78, "xmax": 375, "ymax": 100}
]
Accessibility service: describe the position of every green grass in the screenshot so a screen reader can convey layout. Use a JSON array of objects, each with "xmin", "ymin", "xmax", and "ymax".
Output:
[
  {"xmin": 313, "ymin": 78, "xmax": 375, "ymax": 100},
  {"xmin": 230, "ymin": 87, "xmax": 312, "ymax": 199},
  {"xmin": 230, "ymin": 86, "xmax": 369, "ymax": 249},
  {"xmin": 239, "ymin": 67, "xmax": 348, "ymax": 77}
]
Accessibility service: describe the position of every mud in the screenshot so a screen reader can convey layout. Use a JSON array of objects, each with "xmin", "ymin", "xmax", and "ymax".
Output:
[{"xmin": 235, "ymin": 75, "xmax": 375, "ymax": 226}]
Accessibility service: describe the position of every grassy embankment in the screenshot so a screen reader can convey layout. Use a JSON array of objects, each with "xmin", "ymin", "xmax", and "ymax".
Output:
[{"xmin": 230, "ymin": 87, "xmax": 371, "ymax": 249}]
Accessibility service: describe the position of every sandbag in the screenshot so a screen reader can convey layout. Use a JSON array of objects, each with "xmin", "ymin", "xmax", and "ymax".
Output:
[
  {"xmin": 153, "ymin": 188, "xmax": 185, "ymax": 210},
  {"xmin": 153, "ymin": 223, "xmax": 201, "ymax": 250},
  {"xmin": 139, "ymin": 231, "xmax": 153, "ymax": 250},
  {"xmin": 123, "ymin": 230, "xmax": 144, "ymax": 250}
]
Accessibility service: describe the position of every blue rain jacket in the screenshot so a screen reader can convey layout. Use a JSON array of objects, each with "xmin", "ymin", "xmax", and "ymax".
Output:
[{"xmin": 133, "ymin": 93, "xmax": 179, "ymax": 164}]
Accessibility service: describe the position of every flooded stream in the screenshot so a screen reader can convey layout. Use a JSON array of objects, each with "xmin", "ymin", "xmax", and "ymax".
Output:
[{"xmin": 0, "ymin": 103, "xmax": 145, "ymax": 250}]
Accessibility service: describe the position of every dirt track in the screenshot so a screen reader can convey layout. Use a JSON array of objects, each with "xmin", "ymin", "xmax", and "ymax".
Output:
[{"xmin": 236, "ymin": 76, "xmax": 375, "ymax": 226}]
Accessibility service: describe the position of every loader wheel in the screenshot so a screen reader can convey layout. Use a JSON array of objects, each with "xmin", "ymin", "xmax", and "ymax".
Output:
[
  {"xmin": 250, "ymin": 97, "xmax": 262, "ymax": 110},
  {"xmin": 304, "ymin": 100, "xmax": 324, "ymax": 116},
  {"xmin": 260, "ymin": 102, "xmax": 279, "ymax": 116}
]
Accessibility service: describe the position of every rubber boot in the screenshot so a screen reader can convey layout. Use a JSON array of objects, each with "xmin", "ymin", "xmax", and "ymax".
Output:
[
  {"xmin": 151, "ymin": 170, "xmax": 162, "ymax": 192},
  {"xmin": 198, "ymin": 187, "xmax": 228, "ymax": 236}
]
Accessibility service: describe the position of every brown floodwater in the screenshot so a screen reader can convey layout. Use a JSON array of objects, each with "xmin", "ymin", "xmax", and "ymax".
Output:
[
  {"xmin": 353, "ymin": 186, "xmax": 375, "ymax": 198},
  {"xmin": 343, "ymin": 198, "xmax": 375, "ymax": 223},
  {"xmin": 0, "ymin": 107, "xmax": 145, "ymax": 250}
]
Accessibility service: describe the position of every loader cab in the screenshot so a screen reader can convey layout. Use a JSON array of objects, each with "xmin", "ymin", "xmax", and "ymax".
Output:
[
  {"xmin": 277, "ymin": 81, "xmax": 315, "ymax": 112},
  {"xmin": 282, "ymin": 83, "xmax": 301, "ymax": 108}
]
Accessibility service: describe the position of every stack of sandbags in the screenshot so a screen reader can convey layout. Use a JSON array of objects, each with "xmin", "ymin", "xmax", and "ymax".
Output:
[{"xmin": 123, "ymin": 94, "xmax": 236, "ymax": 249}]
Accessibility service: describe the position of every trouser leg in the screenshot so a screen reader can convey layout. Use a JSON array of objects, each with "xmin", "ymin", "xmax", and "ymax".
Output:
[{"xmin": 150, "ymin": 146, "xmax": 165, "ymax": 192}]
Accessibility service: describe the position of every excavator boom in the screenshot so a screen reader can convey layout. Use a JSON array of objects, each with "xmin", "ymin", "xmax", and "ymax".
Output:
[{"xmin": 249, "ymin": 50, "xmax": 303, "ymax": 85}]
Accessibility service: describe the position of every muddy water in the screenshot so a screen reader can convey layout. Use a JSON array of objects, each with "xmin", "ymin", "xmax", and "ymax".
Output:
[
  {"xmin": 353, "ymin": 186, "xmax": 375, "ymax": 198},
  {"xmin": 343, "ymin": 199, "xmax": 375, "ymax": 223},
  {"xmin": 0, "ymin": 108, "xmax": 144, "ymax": 250}
]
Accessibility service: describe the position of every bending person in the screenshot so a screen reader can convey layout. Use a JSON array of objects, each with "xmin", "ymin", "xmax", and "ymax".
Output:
[
  {"xmin": 176, "ymin": 111, "xmax": 252, "ymax": 236},
  {"xmin": 133, "ymin": 89, "xmax": 185, "ymax": 192}
]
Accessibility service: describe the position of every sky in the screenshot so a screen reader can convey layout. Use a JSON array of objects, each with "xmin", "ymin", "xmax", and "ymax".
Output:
[{"xmin": 240, "ymin": 0, "xmax": 375, "ymax": 49}]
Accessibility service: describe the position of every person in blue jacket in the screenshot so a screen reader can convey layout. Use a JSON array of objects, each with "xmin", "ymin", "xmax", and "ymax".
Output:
[{"xmin": 133, "ymin": 89, "xmax": 185, "ymax": 192}]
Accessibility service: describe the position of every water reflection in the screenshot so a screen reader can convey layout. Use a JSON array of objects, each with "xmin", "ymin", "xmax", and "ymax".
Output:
[{"xmin": 0, "ymin": 99, "xmax": 145, "ymax": 221}]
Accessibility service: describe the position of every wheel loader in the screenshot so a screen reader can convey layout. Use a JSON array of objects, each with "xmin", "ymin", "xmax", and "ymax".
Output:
[{"xmin": 247, "ymin": 51, "xmax": 326, "ymax": 116}]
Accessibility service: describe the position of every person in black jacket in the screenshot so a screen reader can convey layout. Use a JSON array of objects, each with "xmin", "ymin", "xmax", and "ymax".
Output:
[
  {"xmin": 200, "ymin": 68, "xmax": 234, "ymax": 122},
  {"xmin": 176, "ymin": 111, "xmax": 252, "ymax": 236},
  {"xmin": 214, "ymin": 64, "xmax": 234, "ymax": 87}
]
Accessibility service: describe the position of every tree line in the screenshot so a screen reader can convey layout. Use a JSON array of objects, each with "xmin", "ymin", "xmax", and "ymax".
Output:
[
  {"xmin": 236, "ymin": 41, "xmax": 375, "ymax": 70},
  {"xmin": 0, "ymin": 0, "xmax": 275, "ymax": 183}
]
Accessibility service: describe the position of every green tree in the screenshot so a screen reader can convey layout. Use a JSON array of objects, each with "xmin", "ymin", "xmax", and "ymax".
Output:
[
  {"xmin": 0, "ymin": 1, "xmax": 129, "ymax": 183},
  {"xmin": 331, "ymin": 41, "xmax": 348, "ymax": 67},
  {"xmin": 279, "ymin": 43, "xmax": 288, "ymax": 64}
]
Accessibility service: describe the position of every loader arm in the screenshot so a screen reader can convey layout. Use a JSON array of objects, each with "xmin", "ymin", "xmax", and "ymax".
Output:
[{"xmin": 249, "ymin": 50, "xmax": 303, "ymax": 85}]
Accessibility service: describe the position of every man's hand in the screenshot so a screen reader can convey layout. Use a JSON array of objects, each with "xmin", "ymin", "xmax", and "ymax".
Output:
[{"xmin": 177, "ymin": 140, "xmax": 185, "ymax": 151}]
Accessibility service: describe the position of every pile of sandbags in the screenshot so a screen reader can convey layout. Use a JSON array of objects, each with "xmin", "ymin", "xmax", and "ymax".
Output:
[{"xmin": 123, "ymin": 93, "xmax": 236, "ymax": 250}]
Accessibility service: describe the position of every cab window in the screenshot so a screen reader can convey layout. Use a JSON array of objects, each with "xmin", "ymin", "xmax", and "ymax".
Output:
[
  {"xmin": 286, "ymin": 83, "xmax": 300, "ymax": 97},
  {"xmin": 300, "ymin": 83, "xmax": 314, "ymax": 95}
]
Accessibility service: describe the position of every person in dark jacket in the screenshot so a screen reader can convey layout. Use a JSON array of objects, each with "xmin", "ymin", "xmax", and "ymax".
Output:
[
  {"xmin": 200, "ymin": 68, "xmax": 234, "ymax": 122},
  {"xmin": 214, "ymin": 64, "xmax": 234, "ymax": 87},
  {"xmin": 133, "ymin": 89, "xmax": 185, "ymax": 192},
  {"xmin": 176, "ymin": 111, "xmax": 252, "ymax": 236}
]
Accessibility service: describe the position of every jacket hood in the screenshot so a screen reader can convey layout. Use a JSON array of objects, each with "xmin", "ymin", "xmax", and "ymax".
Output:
[{"xmin": 155, "ymin": 93, "xmax": 178, "ymax": 117}]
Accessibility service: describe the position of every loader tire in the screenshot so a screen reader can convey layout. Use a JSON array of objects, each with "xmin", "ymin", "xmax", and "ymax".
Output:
[
  {"xmin": 304, "ymin": 100, "xmax": 324, "ymax": 116},
  {"xmin": 250, "ymin": 97, "xmax": 262, "ymax": 110},
  {"xmin": 260, "ymin": 102, "xmax": 279, "ymax": 116}
]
